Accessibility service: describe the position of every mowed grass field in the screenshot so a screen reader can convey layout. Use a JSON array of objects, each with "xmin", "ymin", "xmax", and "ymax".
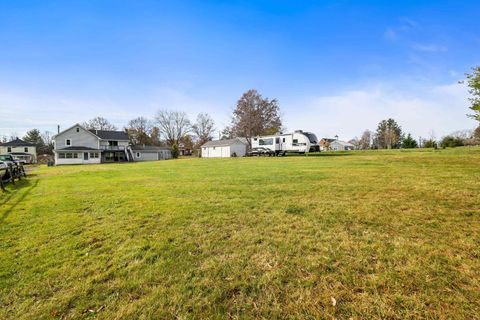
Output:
[{"xmin": 1, "ymin": 148, "xmax": 479, "ymax": 319}]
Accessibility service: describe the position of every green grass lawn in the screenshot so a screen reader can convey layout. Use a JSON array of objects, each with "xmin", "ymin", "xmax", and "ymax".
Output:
[{"xmin": 1, "ymin": 148, "xmax": 479, "ymax": 319}]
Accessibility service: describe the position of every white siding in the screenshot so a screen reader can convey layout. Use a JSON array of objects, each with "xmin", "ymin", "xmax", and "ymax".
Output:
[
  {"xmin": 55, "ymin": 126, "xmax": 99, "ymax": 149},
  {"xmin": 0, "ymin": 146, "xmax": 37, "ymax": 162},
  {"xmin": 55, "ymin": 152, "xmax": 101, "ymax": 165},
  {"xmin": 202, "ymin": 143, "xmax": 246, "ymax": 158}
]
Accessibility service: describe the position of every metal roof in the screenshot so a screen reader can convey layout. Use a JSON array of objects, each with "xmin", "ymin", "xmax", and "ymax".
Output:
[
  {"xmin": 130, "ymin": 145, "xmax": 171, "ymax": 152},
  {"xmin": 202, "ymin": 138, "xmax": 248, "ymax": 147}
]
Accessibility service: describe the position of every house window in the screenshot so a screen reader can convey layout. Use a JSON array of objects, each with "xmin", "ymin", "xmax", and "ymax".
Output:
[
  {"xmin": 24, "ymin": 147, "xmax": 28, "ymax": 152},
  {"xmin": 76, "ymin": 127, "xmax": 80, "ymax": 132},
  {"xmin": 73, "ymin": 153, "xmax": 78, "ymax": 158},
  {"xmin": 136, "ymin": 152, "xmax": 140, "ymax": 158},
  {"xmin": 7, "ymin": 147, "xmax": 11, "ymax": 152},
  {"xmin": 66, "ymin": 139, "xmax": 71, "ymax": 146},
  {"xmin": 59, "ymin": 153, "xmax": 66, "ymax": 159},
  {"xmin": 90, "ymin": 152, "xmax": 99, "ymax": 158},
  {"xmin": 283, "ymin": 138, "xmax": 285, "ymax": 143},
  {"xmin": 66, "ymin": 153, "xmax": 72, "ymax": 159}
]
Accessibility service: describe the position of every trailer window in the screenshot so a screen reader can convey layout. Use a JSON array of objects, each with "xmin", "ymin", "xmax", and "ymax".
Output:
[{"xmin": 259, "ymin": 138, "xmax": 273, "ymax": 145}]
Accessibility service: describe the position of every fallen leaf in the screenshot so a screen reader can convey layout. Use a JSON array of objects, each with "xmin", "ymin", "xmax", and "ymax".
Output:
[{"xmin": 331, "ymin": 297, "xmax": 337, "ymax": 306}]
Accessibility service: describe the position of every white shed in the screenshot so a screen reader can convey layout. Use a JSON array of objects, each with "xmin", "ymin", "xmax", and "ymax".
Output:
[{"xmin": 201, "ymin": 138, "xmax": 248, "ymax": 158}]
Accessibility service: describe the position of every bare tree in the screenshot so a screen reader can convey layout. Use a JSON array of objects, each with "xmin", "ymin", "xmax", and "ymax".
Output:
[
  {"xmin": 83, "ymin": 117, "xmax": 117, "ymax": 131},
  {"xmin": 192, "ymin": 113, "xmax": 215, "ymax": 146},
  {"xmin": 9, "ymin": 133, "xmax": 18, "ymax": 141},
  {"xmin": 228, "ymin": 89, "xmax": 282, "ymax": 146},
  {"xmin": 154, "ymin": 110, "xmax": 191, "ymax": 146},
  {"xmin": 358, "ymin": 130, "xmax": 372, "ymax": 150},
  {"xmin": 348, "ymin": 137, "xmax": 360, "ymax": 149},
  {"xmin": 126, "ymin": 117, "xmax": 153, "ymax": 145},
  {"xmin": 41, "ymin": 131, "xmax": 54, "ymax": 154}
]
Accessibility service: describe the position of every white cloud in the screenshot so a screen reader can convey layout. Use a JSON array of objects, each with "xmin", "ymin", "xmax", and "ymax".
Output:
[{"xmin": 283, "ymin": 82, "xmax": 473, "ymax": 140}]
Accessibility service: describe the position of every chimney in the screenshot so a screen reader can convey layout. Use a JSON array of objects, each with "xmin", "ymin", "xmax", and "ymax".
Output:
[{"xmin": 57, "ymin": 125, "xmax": 60, "ymax": 134}]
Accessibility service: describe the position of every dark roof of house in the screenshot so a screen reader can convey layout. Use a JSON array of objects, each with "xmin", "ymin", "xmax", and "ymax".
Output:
[
  {"xmin": 130, "ymin": 145, "xmax": 171, "ymax": 152},
  {"xmin": 202, "ymin": 138, "xmax": 248, "ymax": 147},
  {"xmin": 0, "ymin": 138, "xmax": 35, "ymax": 147},
  {"xmin": 56, "ymin": 146, "xmax": 100, "ymax": 151},
  {"xmin": 89, "ymin": 130, "xmax": 129, "ymax": 141}
]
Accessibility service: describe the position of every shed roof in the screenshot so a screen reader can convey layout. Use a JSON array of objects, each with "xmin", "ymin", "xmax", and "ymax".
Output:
[
  {"xmin": 202, "ymin": 138, "xmax": 248, "ymax": 148},
  {"xmin": 130, "ymin": 145, "xmax": 171, "ymax": 152}
]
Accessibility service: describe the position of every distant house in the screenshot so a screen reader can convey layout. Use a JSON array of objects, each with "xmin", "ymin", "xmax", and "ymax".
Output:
[
  {"xmin": 53, "ymin": 123, "xmax": 172, "ymax": 165},
  {"xmin": 0, "ymin": 138, "xmax": 37, "ymax": 163},
  {"xmin": 178, "ymin": 143, "xmax": 192, "ymax": 156},
  {"xmin": 329, "ymin": 140, "xmax": 355, "ymax": 151},
  {"xmin": 319, "ymin": 138, "xmax": 336, "ymax": 151},
  {"xmin": 131, "ymin": 145, "xmax": 172, "ymax": 161},
  {"xmin": 201, "ymin": 138, "xmax": 248, "ymax": 158}
]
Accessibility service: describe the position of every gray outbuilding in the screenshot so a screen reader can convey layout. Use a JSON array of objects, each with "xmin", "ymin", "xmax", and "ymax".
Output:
[{"xmin": 130, "ymin": 145, "xmax": 173, "ymax": 161}]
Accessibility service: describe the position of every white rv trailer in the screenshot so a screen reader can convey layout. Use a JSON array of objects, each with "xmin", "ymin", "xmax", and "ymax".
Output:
[{"xmin": 251, "ymin": 130, "xmax": 320, "ymax": 155}]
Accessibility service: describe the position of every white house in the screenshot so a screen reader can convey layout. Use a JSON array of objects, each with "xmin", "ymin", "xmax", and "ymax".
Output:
[
  {"xmin": 329, "ymin": 140, "xmax": 355, "ymax": 151},
  {"xmin": 53, "ymin": 123, "xmax": 173, "ymax": 165},
  {"xmin": 0, "ymin": 138, "xmax": 37, "ymax": 163},
  {"xmin": 201, "ymin": 138, "xmax": 248, "ymax": 158},
  {"xmin": 53, "ymin": 124, "xmax": 130, "ymax": 165}
]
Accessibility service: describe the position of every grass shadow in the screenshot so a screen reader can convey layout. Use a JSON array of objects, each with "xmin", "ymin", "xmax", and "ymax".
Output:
[{"xmin": 0, "ymin": 179, "xmax": 39, "ymax": 224}]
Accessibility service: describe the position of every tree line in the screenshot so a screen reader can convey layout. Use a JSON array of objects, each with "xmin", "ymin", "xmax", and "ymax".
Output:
[{"xmin": 2, "ymin": 69, "xmax": 480, "ymax": 156}]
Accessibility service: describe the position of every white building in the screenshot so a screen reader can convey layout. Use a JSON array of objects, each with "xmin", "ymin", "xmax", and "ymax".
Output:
[
  {"xmin": 329, "ymin": 140, "xmax": 355, "ymax": 151},
  {"xmin": 201, "ymin": 138, "xmax": 248, "ymax": 158},
  {"xmin": 0, "ymin": 138, "xmax": 37, "ymax": 163}
]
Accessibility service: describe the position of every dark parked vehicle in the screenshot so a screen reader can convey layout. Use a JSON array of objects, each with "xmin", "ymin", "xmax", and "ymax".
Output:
[
  {"xmin": 248, "ymin": 147, "xmax": 276, "ymax": 157},
  {"xmin": 0, "ymin": 154, "xmax": 27, "ymax": 184}
]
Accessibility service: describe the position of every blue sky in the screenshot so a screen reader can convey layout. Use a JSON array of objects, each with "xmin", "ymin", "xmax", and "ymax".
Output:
[{"xmin": 0, "ymin": 0, "xmax": 479, "ymax": 140}]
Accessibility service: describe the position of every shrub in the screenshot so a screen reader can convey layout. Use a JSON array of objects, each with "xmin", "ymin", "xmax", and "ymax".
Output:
[
  {"xmin": 423, "ymin": 139, "xmax": 437, "ymax": 148},
  {"xmin": 440, "ymin": 136, "xmax": 464, "ymax": 148},
  {"xmin": 171, "ymin": 143, "xmax": 179, "ymax": 159},
  {"xmin": 402, "ymin": 133, "xmax": 418, "ymax": 148}
]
